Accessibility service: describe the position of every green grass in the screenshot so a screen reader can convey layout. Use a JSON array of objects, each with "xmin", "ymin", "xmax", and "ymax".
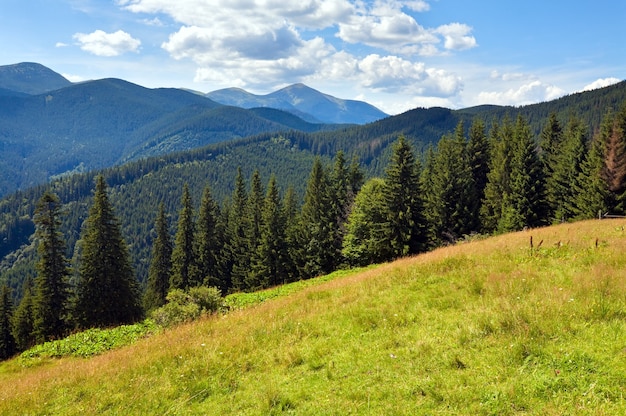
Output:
[{"xmin": 1, "ymin": 220, "xmax": 626, "ymax": 415}]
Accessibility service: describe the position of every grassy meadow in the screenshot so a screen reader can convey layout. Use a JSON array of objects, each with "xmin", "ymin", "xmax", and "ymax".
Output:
[{"xmin": 1, "ymin": 219, "xmax": 626, "ymax": 415}]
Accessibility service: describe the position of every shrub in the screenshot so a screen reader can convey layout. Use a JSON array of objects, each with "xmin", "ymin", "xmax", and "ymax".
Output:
[{"xmin": 151, "ymin": 287, "xmax": 223, "ymax": 328}]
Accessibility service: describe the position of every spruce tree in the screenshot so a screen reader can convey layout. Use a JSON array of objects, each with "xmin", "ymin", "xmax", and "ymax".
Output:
[
  {"xmin": 298, "ymin": 157, "xmax": 336, "ymax": 278},
  {"xmin": 573, "ymin": 134, "xmax": 609, "ymax": 218},
  {"xmin": 251, "ymin": 175, "xmax": 288, "ymax": 289},
  {"xmin": 423, "ymin": 122, "xmax": 475, "ymax": 245},
  {"xmin": 144, "ymin": 203, "xmax": 172, "ymax": 312},
  {"xmin": 282, "ymin": 185, "xmax": 300, "ymax": 283},
  {"xmin": 540, "ymin": 113, "xmax": 564, "ymax": 219},
  {"xmin": 342, "ymin": 177, "xmax": 390, "ymax": 266},
  {"xmin": 498, "ymin": 115, "xmax": 547, "ymax": 232},
  {"xmin": 550, "ymin": 117, "xmax": 588, "ymax": 222},
  {"xmin": 384, "ymin": 135, "xmax": 427, "ymax": 258},
  {"xmin": 196, "ymin": 184, "xmax": 222, "ymax": 291},
  {"xmin": 467, "ymin": 118, "xmax": 490, "ymax": 230},
  {"xmin": 599, "ymin": 109, "xmax": 626, "ymax": 213},
  {"xmin": 32, "ymin": 191, "xmax": 71, "ymax": 342},
  {"xmin": 74, "ymin": 175, "xmax": 143, "ymax": 329},
  {"xmin": 170, "ymin": 184, "xmax": 196, "ymax": 290},
  {"xmin": 0, "ymin": 285, "xmax": 16, "ymax": 360},
  {"xmin": 228, "ymin": 168, "xmax": 250, "ymax": 291},
  {"xmin": 12, "ymin": 277, "xmax": 36, "ymax": 351},
  {"xmin": 480, "ymin": 119, "xmax": 513, "ymax": 233},
  {"xmin": 244, "ymin": 170, "xmax": 265, "ymax": 289}
]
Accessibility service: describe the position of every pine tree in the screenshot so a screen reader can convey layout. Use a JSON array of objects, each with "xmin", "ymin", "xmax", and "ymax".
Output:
[
  {"xmin": 0, "ymin": 285, "xmax": 16, "ymax": 360},
  {"xmin": 384, "ymin": 135, "xmax": 427, "ymax": 258},
  {"xmin": 74, "ymin": 175, "xmax": 143, "ymax": 329},
  {"xmin": 32, "ymin": 191, "xmax": 71, "ymax": 342},
  {"xmin": 170, "ymin": 184, "xmax": 196, "ymax": 290},
  {"xmin": 143, "ymin": 203, "xmax": 172, "ymax": 312},
  {"xmin": 12, "ymin": 277, "xmax": 36, "ymax": 351},
  {"xmin": 196, "ymin": 184, "xmax": 222, "ymax": 291}
]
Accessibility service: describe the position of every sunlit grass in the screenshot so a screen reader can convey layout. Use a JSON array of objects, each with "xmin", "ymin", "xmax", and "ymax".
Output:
[{"xmin": 1, "ymin": 219, "xmax": 625, "ymax": 415}]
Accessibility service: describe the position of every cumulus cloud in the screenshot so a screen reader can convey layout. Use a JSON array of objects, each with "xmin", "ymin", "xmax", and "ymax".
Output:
[
  {"xmin": 73, "ymin": 30, "xmax": 141, "ymax": 56},
  {"xmin": 477, "ymin": 80, "xmax": 564, "ymax": 106},
  {"xmin": 581, "ymin": 77, "xmax": 621, "ymax": 92},
  {"xmin": 435, "ymin": 23, "xmax": 477, "ymax": 51},
  {"xmin": 117, "ymin": 0, "xmax": 471, "ymax": 102}
]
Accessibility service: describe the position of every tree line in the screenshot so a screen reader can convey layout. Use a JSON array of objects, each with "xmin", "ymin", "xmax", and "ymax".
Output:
[{"xmin": 2, "ymin": 104, "xmax": 626, "ymax": 359}]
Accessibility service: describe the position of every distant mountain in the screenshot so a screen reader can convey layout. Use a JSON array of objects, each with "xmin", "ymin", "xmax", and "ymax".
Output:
[
  {"xmin": 207, "ymin": 83, "xmax": 388, "ymax": 124},
  {"xmin": 0, "ymin": 62, "xmax": 72, "ymax": 95},
  {"xmin": 0, "ymin": 72, "xmax": 340, "ymax": 196}
]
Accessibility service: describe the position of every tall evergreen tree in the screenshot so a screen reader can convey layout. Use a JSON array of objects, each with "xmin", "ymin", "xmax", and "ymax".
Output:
[
  {"xmin": 196, "ymin": 184, "xmax": 222, "ymax": 291},
  {"xmin": 0, "ymin": 285, "xmax": 16, "ymax": 360},
  {"xmin": 12, "ymin": 277, "xmax": 36, "ymax": 351},
  {"xmin": 228, "ymin": 168, "xmax": 250, "ymax": 291},
  {"xmin": 498, "ymin": 115, "xmax": 547, "ymax": 232},
  {"xmin": 342, "ymin": 177, "xmax": 390, "ymax": 266},
  {"xmin": 572, "ymin": 134, "xmax": 609, "ymax": 219},
  {"xmin": 480, "ymin": 118, "xmax": 513, "ymax": 233},
  {"xmin": 599, "ymin": 109, "xmax": 626, "ymax": 213},
  {"xmin": 540, "ymin": 113, "xmax": 564, "ymax": 219},
  {"xmin": 244, "ymin": 170, "xmax": 265, "ymax": 290},
  {"xmin": 143, "ymin": 203, "xmax": 172, "ymax": 312},
  {"xmin": 467, "ymin": 118, "xmax": 490, "ymax": 229},
  {"xmin": 32, "ymin": 191, "xmax": 71, "ymax": 342},
  {"xmin": 297, "ymin": 157, "xmax": 336, "ymax": 278},
  {"xmin": 282, "ymin": 185, "xmax": 300, "ymax": 283},
  {"xmin": 170, "ymin": 184, "xmax": 196, "ymax": 290},
  {"xmin": 550, "ymin": 117, "xmax": 588, "ymax": 222},
  {"xmin": 251, "ymin": 175, "xmax": 288, "ymax": 289},
  {"xmin": 384, "ymin": 135, "xmax": 427, "ymax": 258},
  {"xmin": 74, "ymin": 175, "xmax": 143, "ymax": 329},
  {"xmin": 423, "ymin": 122, "xmax": 475, "ymax": 245}
]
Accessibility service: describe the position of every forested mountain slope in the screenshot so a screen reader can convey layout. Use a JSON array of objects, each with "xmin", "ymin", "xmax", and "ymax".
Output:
[
  {"xmin": 0, "ymin": 75, "xmax": 625, "ymax": 301},
  {"xmin": 0, "ymin": 77, "xmax": 338, "ymax": 196}
]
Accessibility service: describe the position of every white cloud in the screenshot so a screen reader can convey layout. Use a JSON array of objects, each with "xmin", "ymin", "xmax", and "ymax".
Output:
[
  {"xmin": 435, "ymin": 23, "xmax": 477, "ymax": 51},
  {"xmin": 141, "ymin": 17, "xmax": 165, "ymax": 26},
  {"xmin": 356, "ymin": 54, "xmax": 462, "ymax": 96},
  {"xmin": 73, "ymin": 30, "xmax": 141, "ymax": 57},
  {"xmin": 477, "ymin": 80, "xmax": 565, "ymax": 106},
  {"xmin": 62, "ymin": 73, "xmax": 87, "ymax": 83},
  {"xmin": 55, "ymin": 42, "xmax": 69, "ymax": 48},
  {"xmin": 581, "ymin": 77, "xmax": 621, "ymax": 92}
]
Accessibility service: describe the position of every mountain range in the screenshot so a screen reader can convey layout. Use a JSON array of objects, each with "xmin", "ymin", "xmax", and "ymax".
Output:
[
  {"xmin": 0, "ymin": 62, "xmax": 387, "ymax": 196},
  {"xmin": 206, "ymin": 84, "xmax": 388, "ymax": 124}
]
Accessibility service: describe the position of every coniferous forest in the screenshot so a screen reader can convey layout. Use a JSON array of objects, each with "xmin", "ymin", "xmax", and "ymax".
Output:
[{"xmin": 1, "ymin": 92, "xmax": 626, "ymax": 357}]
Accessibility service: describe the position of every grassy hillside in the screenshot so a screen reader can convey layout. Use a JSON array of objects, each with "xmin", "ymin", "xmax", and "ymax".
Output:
[{"xmin": 1, "ymin": 219, "xmax": 626, "ymax": 415}]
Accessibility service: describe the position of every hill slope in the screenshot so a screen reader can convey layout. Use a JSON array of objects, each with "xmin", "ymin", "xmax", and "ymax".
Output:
[{"xmin": 1, "ymin": 220, "xmax": 625, "ymax": 415}]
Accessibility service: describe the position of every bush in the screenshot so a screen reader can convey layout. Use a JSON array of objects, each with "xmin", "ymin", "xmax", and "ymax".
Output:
[{"xmin": 151, "ymin": 287, "xmax": 223, "ymax": 328}]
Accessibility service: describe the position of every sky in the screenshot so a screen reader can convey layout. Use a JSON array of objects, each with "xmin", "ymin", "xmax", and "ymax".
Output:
[{"xmin": 1, "ymin": 0, "xmax": 625, "ymax": 115}]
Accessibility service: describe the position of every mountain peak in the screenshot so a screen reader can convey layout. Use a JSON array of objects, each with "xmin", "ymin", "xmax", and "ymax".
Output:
[{"xmin": 0, "ymin": 62, "xmax": 72, "ymax": 95}]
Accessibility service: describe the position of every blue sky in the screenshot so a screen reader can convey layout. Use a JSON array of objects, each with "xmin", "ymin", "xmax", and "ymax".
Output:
[{"xmin": 1, "ymin": 0, "xmax": 624, "ymax": 114}]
